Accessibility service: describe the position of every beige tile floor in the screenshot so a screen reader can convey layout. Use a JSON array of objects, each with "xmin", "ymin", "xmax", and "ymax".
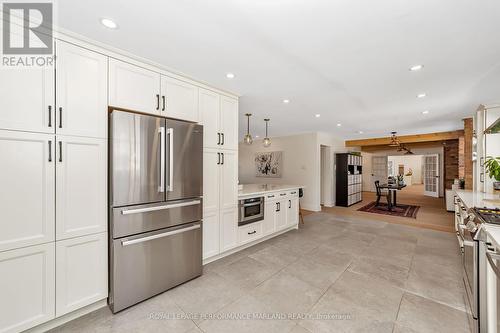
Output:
[{"xmin": 50, "ymin": 212, "xmax": 471, "ymax": 333}]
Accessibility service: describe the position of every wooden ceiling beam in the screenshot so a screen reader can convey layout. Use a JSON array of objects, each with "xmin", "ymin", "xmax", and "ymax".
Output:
[
  {"xmin": 359, "ymin": 140, "xmax": 457, "ymax": 152},
  {"xmin": 345, "ymin": 130, "xmax": 464, "ymax": 147}
]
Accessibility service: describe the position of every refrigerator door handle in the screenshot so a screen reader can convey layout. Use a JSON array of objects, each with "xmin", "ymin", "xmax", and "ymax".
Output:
[
  {"xmin": 121, "ymin": 199, "xmax": 201, "ymax": 215},
  {"xmin": 158, "ymin": 126, "xmax": 166, "ymax": 192},
  {"xmin": 167, "ymin": 127, "xmax": 174, "ymax": 192},
  {"xmin": 121, "ymin": 224, "xmax": 201, "ymax": 246}
]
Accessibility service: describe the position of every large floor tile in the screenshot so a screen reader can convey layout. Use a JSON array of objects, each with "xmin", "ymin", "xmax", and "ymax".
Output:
[
  {"xmin": 251, "ymin": 271, "xmax": 324, "ymax": 315},
  {"xmin": 216, "ymin": 256, "xmax": 279, "ymax": 289},
  {"xmin": 283, "ymin": 257, "xmax": 346, "ymax": 291},
  {"xmin": 396, "ymin": 292, "xmax": 470, "ymax": 333},
  {"xmin": 308, "ymin": 245, "xmax": 355, "ymax": 268},
  {"xmin": 348, "ymin": 256, "xmax": 410, "ymax": 288},
  {"xmin": 249, "ymin": 244, "xmax": 301, "ymax": 269}
]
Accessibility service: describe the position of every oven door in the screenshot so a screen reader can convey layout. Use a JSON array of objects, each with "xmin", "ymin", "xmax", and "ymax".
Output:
[
  {"xmin": 239, "ymin": 199, "xmax": 264, "ymax": 226},
  {"xmin": 486, "ymin": 246, "xmax": 500, "ymax": 333},
  {"xmin": 462, "ymin": 229, "xmax": 478, "ymax": 321}
]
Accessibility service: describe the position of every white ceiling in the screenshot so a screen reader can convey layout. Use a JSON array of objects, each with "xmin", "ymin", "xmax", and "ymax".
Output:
[{"xmin": 56, "ymin": 0, "xmax": 500, "ymax": 140}]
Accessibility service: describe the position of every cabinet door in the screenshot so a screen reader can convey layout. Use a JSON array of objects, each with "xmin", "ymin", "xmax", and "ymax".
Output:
[
  {"xmin": 0, "ymin": 66, "xmax": 54, "ymax": 133},
  {"xmin": 56, "ymin": 233, "xmax": 107, "ymax": 316},
  {"xmin": 287, "ymin": 198, "xmax": 299, "ymax": 227},
  {"xmin": 161, "ymin": 76, "xmax": 199, "ymax": 122},
  {"xmin": 275, "ymin": 200, "xmax": 288, "ymax": 231},
  {"xmin": 203, "ymin": 150, "xmax": 220, "ymax": 212},
  {"xmin": 199, "ymin": 89, "xmax": 220, "ymax": 149},
  {"xmin": 219, "ymin": 96, "xmax": 238, "ymax": 150},
  {"xmin": 263, "ymin": 200, "xmax": 277, "ymax": 236},
  {"xmin": 56, "ymin": 41, "xmax": 108, "ymax": 138},
  {"xmin": 220, "ymin": 207, "xmax": 238, "ymax": 252},
  {"xmin": 220, "ymin": 150, "xmax": 238, "ymax": 210},
  {"xmin": 202, "ymin": 210, "xmax": 220, "ymax": 260},
  {"xmin": 0, "ymin": 130, "xmax": 55, "ymax": 252},
  {"xmin": 109, "ymin": 58, "xmax": 161, "ymax": 114},
  {"xmin": 56, "ymin": 136, "xmax": 107, "ymax": 240},
  {"xmin": 0, "ymin": 243, "xmax": 55, "ymax": 333}
]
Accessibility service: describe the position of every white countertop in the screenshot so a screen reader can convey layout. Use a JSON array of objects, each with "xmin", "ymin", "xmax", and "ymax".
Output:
[
  {"xmin": 454, "ymin": 190, "xmax": 500, "ymax": 210},
  {"xmin": 484, "ymin": 224, "xmax": 500, "ymax": 248},
  {"xmin": 238, "ymin": 184, "xmax": 303, "ymax": 197}
]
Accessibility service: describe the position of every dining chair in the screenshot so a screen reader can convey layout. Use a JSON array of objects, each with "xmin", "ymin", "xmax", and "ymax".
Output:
[{"xmin": 375, "ymin": 180, "xmax": 392, "ymax": 210}]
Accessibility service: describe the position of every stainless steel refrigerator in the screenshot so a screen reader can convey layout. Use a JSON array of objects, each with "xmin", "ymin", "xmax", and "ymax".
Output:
[{"xmin": 108, "ymin": 110, "xmax": 203, "ymax": 313}]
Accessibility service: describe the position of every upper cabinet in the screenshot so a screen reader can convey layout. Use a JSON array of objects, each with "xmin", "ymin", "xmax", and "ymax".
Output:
[
  {"xmin": 161, "ymin": 76, "xmax": 199, "ymax": 122},
  {"xmin": 199, "ymin": 89, "xmax": 238, "ymax": 150},
  {"xmin": 0, "ymin": 66, "xmax": 54, "ymax": 134},
  {"xmin": 109, "ymin": 58, "xmax": 161, "ymax": 114},
  {"xmin": 56, "ymin": 41, "xmax": 108, "ymax": 138}
]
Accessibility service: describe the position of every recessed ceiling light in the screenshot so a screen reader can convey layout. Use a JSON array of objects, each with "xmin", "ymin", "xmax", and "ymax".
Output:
[
  {"xmin": 337, "ymin": 123, "xmax": 342, "ymax": 127},
  {"xmin": 409, "ymin": 64, "xmax": 424, "ymax": 71},
  {"xmin": 101, "ymin": 18, "xmax": 118, "ymax": 29},
  {"xmin": 422, "ymin": 110, "xmax": 429, "ymax": 114},
  {"xmin": 226, "ymin": 73, "xmax": 235, "ymax": 79},
  {"xmin": 283, "ymin": 99, "xmax": 290, "ymax": 104},
  {"xmin": 315, "ymin": 114, "xmax": 321, "ymax": 118},
  {"xmin": 255, "ymin": 135, "xmax": 260, "ymax": 138},
  {"xmin": 358, "ymin": 130, "xmax": 364, "ymax": 134},
  {"xmin": 417, "ymin": 93, "xmax": 427, "ymax": 98}
]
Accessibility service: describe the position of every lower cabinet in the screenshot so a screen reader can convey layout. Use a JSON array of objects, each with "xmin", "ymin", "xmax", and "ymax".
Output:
[
  {"xmin": 275, "ymin": 199, "xmax": 288, "ymax": 231},
  {"xmin": 56, "ymin": 233, "xmax": 108, "ymax": 316},
  {"xmin": 220, "ymin": 207, "xmax": 238, "ymax": 252},
  {"xmin": 0, "ymin": 243, "xmax": 55, "ymax": 333},
  {"xmin": 287, "ymin": 197, "xmax": 299, "ymax": 227},
  {"xmin": 263, "ymin": 200, "xmax": 277, "ymax": 236},
  {"xmin": 238, "ymin": 222, "xmax": 263, "ymax": 245},
  {"xmin": 202, "ymin": 210, "xmax": 220, "ymax": 260}
]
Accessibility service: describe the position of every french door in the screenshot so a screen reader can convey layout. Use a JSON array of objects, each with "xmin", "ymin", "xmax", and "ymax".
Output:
[
  {"xmin": 371, "ymin": 156, "xmax": 388, "ymax": 191},
  {"xmin": 423, "ymin": 154, "xmax": 439, "ymax": 197}
]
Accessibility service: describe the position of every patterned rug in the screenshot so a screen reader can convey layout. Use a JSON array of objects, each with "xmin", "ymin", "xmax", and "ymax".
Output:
[{"xmin": 357, "ymin": 201, "xmax": 420, "ymax": 219}]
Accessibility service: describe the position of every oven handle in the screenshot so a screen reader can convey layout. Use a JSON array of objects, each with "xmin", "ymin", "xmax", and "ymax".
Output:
[
  {"xmin": 242, "ymin": 202, "xmax": 262, "ymax": 207},
  {"xmin": 121, "ymin": 224, "xmax": 200, "ymax": 246},
  {"xmin": 486, "ymin": 251, "xmax": 500, "ymax": 279}
]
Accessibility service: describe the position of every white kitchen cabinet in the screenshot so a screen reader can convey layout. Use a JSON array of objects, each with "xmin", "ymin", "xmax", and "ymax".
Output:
[
  {"xmin": 287, "ymin": 197, "xmax": 299, "ymax": 227},
  {"xmin": 0, "ymin": 130, "xmax": 55, "ymax": 252},
  {"xmin": 56, "ymin": 136, "xmax": 107, "ymax": 240},
  {"xmin": 0, "ymin": 243, "xmax": 55, "ymax": 333},
  {"xmin": 161, "ymin": 76, "xmax": 199, "ymax": 122},
  {"xmin": 275, "ymin": 199, "xmax": 288, "ymax": 231},
  {"xmin": 56, "ymin": 41, "xmax": 108, "ymax": 138},
  {"xmin": 202, "ymin": 210, "xmax": 220, "ymax": 260},
  {"xmin": 263, "ymin": 199, "xmax": 277, "ymax": 236},
  {"xmin": 238, "ymin": 221, "xmax": 263, "ymax": 245},
  {"xmin": 219, "ymin": 96, "xmax": 239, "ymax": 150},
  {"xmin": 203, "ymin": 149, "xmax": 220, "ymax": 212},
  {"xmin": 109, "ymin": 58, "xmax": 161, "ymax": 114},
  {"xmin": 56, "ymin": 233, "xmax": 107, "ymax": 316},
  {"xmin": 220, "ymin": 150, "xmax": 238, "ymax": 210},
  {"xmin": 0, "ymin": 66, "xmax": 54, "ymax": 134},
  {"xmin": 220, "ymin": 207, "xmax": 238, "ymax": 252},
  {"xmin": 199, "ymin": 89, "xmax": 220, "ymax": 149}
]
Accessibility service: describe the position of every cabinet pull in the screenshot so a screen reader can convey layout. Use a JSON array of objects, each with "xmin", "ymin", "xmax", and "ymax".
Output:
[
  {"xmin": 280, "ymin": 193, "xmax": 286, "ymax": 196},
  {"xmin": 221, "ymin": 133, "xmax": 224, "ymax": 145},
  {"xmin": 268, "ymin": 195, "xmax": 275, "ymax": 198},
  {"xmin": 217, "ymin": 152, "xmax": 221, "ymax": 165},
  {"xmin": 58, "ymin": 141, "xmax": 62, "ymax": 162},
  {"xmin": 221, "ymin": 152, "xmax": 224, "ymax": 165},
  {"xmin": 156, "ymin": 94, "xmax": 160, "ymax": 110},
  {"xmin": 217, "ymin": 133, "xmax": 221, "ymax": 145},
  {"xmin": 58, "ymin": 107, "xmax": 62, "ymax": 128},
  {"xmin": 48, "ymin": 106, "xmax": 52, "ymax": 127},
  {"xmin": 248, "ymin": 230, "xmax": 257, "ymax": 235},
  {"xmin": 480, "ymin": 173, "xmax": 484, "ymax": 183},
  {"xmin": 48, "ymin": 140, "xmax": 52, "ymax": 162},
  {"xmin": 162, "ymin": 95, "xmax": 166, "ymax": 111},
  {"xmin": 276, "ymin": 202, "xmax": 280, "ymax": 212},
  {"xmin": 289, "ymin": 200, "xmax": 291, "ymax": 208}
]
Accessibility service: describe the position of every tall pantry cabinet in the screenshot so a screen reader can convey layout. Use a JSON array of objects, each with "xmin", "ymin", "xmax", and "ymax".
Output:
[{"xmin": 0, "ymin": 40, "xmax": 108, "ymax": 333}]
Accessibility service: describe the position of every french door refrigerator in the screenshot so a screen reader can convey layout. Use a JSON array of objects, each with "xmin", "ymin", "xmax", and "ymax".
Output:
[{"xmin": 109, "ymin": 110, "xmax": 203, "ymax": 313}]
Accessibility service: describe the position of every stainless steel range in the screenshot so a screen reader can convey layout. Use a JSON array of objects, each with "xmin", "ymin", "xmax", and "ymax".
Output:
[{"xmin": 108, "ymin": 110, "xmax": 203, "ymax": 313}]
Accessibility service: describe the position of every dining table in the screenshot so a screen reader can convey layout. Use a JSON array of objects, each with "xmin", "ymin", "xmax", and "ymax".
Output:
[{"xmin": 379, "ymin": 183, "xmax": 407, "ymax": 209}]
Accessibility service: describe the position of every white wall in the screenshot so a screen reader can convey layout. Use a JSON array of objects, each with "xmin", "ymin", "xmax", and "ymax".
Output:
[
  {"xmin": 361, "ymin": 152, "xmax": 373, "ymax": 191},
  {"xmin": 388, "ymin": 155, "xmax": 423, "ymax": 184},
  {"xmin": 238, "ymin": 132, "xmax": 345, "ymax": 211}
]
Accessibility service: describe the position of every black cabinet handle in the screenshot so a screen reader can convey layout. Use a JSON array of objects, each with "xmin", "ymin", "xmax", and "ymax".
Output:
[
  {"xmin": 217, "ymin": 152, "xmax": 220, "ymax": 165},
  {"xmin": 268, "ymin": 195, "xmax": 275, "ymax": 198},
  {"xmin": 276, "ymin": 202, "xmax": 280, "ymax": 212},
  {"xmin": 48, "ymin": 141, "xmax": 52, "ymax": 162},
  {"xmin": 156, "ymin": 94, "xmax": 160, "ymax": 110},
  {"xmin": 58, "ymin": 107, "xmax": 62, "ymax": 128},
  {"xmin": 58, "ymin": 141, "xmax": 62, "ymax": 162},
  {"xmin": 248, "ymin": 230, "xmax": 257, "ymax": 235},
  {"xmin": 221, "ymin": 133, "xmax": 224, "ymax": 145},
  {"xmin": 162, "ymin": 96, "xmax": 166, "ymax": 111},
  {"xmin": 289, "ymin": 200, "xmax": 291, "ymax": 209},
  {"xmin": 221, "ymin": 153, "xmax": 224, "ymax": 165},
  {"xmin": 48, "ymin": 106, "xmax": 52, "ymax": 127},
  {"xmin": 217, "ymin": 133, "xmax": 221, "ymax": 145},
  {"xmin": 280, "ymin": 193, "xmax": 286, "ymax": 196}
]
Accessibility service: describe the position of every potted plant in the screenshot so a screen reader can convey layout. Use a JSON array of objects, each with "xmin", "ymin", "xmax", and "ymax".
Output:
[
  {"xmin": 396, "ymin": 174, "xmax": 405, "ymax": 186},
  {"xmin": 484, "ymin": 156, "xmax": 500, "ymax": 191}
]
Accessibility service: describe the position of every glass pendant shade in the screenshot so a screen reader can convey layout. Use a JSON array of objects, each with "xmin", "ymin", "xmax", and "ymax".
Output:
[
  {"xmin": 243, "ymin": 113, "xmax": 253, "ymax": 145},
  {"xmin": 262, "ymin": 118, "xmax": 271, "ymax": 147}
]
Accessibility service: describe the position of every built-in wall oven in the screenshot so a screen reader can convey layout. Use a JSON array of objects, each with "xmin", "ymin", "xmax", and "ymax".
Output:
[{"xmin": 238, "ymin": 197, "xmax": 264, "ymax": 226}]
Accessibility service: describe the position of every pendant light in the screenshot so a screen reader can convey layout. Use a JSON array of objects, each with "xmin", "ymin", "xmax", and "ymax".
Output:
[
  {"xmin": 388, "ymin": 131, "xmax": 400, "ymax": 147},
  {"xmin": 243, "ymin": 113, "xmax": 253, "ymax": 145},
  {"xmin": 263, "ymin": 118, "xmax": 271, "ymax": 147}
]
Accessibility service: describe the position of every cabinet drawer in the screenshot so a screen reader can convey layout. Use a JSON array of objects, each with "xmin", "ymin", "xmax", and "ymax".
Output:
[
  {"xmin": 238, "ymin": 222, "xmax": 263, "ymax": 245},
  {"xmin": 277, "ymin": 192, "xmax": 288, "ymax": 199},
  {"xmin": 265, "ymin": 193, "xmax": 278, "ymax": 200},
  {"xmin": 288, "ymin": 190, "xmax": 299, "ymax": 197}
]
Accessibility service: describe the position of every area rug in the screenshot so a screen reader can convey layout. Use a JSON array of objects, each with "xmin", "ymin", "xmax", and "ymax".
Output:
[{"xmin": 357, "ymin": 201, "xmax": 420, "ymax": 219}]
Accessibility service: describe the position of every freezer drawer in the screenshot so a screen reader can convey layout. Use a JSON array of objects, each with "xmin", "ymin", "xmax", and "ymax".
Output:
[
  {"xmin": 109, "ymin": 221, "xmax": 202, "ymax": 313},
  {"xmin": 111, "ymin": 199, "xmax": 202, "ymax": 239}
]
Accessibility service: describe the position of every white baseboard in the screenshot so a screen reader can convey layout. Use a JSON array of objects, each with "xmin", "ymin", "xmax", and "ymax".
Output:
[
  {"xmin": 26, "ymin": 299, "xmax": 107, "ymax": 333},
  {"xmin": 300, "ymin": 203, "xmax": 321, "ymax": 212}
]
